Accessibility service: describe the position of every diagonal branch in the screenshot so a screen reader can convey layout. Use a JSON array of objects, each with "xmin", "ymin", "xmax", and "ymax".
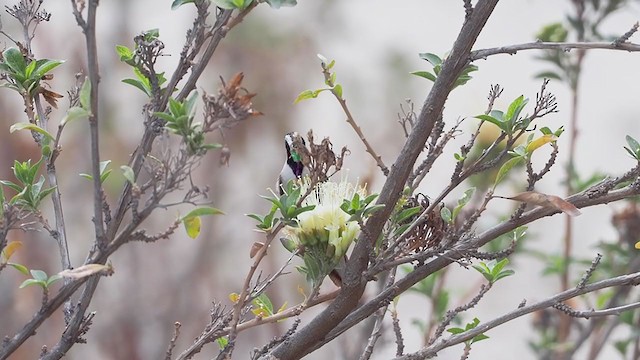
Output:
[{"xmin": 267, "ymin": 1, "xmax": 500, "ymax": 358}]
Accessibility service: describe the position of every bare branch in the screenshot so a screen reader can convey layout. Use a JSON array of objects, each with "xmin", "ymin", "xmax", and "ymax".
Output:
[
  {"xmin": 470, "ymin": 41, "xmax": 640, "ymax": 61},
  {"xmin": 395, "ymin": 271, "xmax": 640, "ymax": 359}
]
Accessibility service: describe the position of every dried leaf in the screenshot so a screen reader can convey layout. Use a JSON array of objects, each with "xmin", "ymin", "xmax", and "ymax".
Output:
[
  {"xmin": 40, "ymin": 88, "xmax": 64, "ymax": 109},
  {"xmin": 59, "ymin": 263, "xmax": 114, "ymax": 279},
  {"xmin": 1, "ymin": 241, "xmax": 23, "ymax": 262},
  {"xmin": 249, "ymin": 241, "xmax": 264, "ymax": 258},
  {"xmin": 499, "ymin": 191, "xmax": 581, "ymax": 216}
]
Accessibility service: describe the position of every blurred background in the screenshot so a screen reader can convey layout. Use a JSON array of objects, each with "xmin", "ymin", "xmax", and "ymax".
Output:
[{"xmin": 1, "ymin": 0, "xmax": 640, "ymax": 359}]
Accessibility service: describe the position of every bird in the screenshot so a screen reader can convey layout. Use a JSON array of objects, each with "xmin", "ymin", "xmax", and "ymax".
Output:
[
  {"xmin": 277, "ymin": 132, "xmax": 345, "ymax": 287},
  {"xmin": 278, "ymin": 132, "xmax": 308, "ymax": 195}
]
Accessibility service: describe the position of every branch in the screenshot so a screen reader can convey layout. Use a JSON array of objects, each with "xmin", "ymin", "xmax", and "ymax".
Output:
[
  {"xmin": 267, "ymin": 1, "xmax": 500, "ymax": 358},
  {"xmin": 305, "ymin": 183, "xmax": 640, "ymax": 353},
  {"xmin": 394, "ymin": 271, "xmax": 640, "ymax": 359},
  {"xmin": 321, "ymin": 63, "xmax": 389, "ymax": 176},
  {"xmin": 470, "ymin": 41, "xmax": 640, "ymax": 61}
]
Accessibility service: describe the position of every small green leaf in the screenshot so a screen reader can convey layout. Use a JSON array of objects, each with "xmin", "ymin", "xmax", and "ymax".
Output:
[
  {"xmin": 418, "ymin": 52, "xmax": 442, "ymax": 66},
  {"xmin": 535, "ymin": 71, "xmax": 562, "ymax": 80},
  {"xmin": 265, "ymin": 0, "xmax": 297, "ymax": 8},
  {"xmin": 494, "ymin": 156, "xmax": 524, "ymax": 186},
  {"xmin": 294, "ymin": 90, "xmax": 316, "ymax": 104},
  {"xmin": 8, "ymin": 262, "xmax": 29, "ymax": 275},
  {"xmin": 410, "ymin": 71, "xmax": 437, "ymax": 82},
  {"xmin": 474, "ymin": 114, "xmax": 505, "ymax": 131},
  {"xmin": 46, "ymin": 274, "xmax": 62, "ymax": 286},
  {"xmin": 253, "ymin": 293, "xmax": 275, "ymax": 316},
  {"xmin": 122, "ymin": 78, "xmax": 151, "ymax": 96},
  {"xmin": 181, "ymin": 206, "xmax": 224, "ymax": 221},
  {"xmin": 171, "ymin": 0, "xmax": 195, "ymax": 9},
  {"xmin": 79, "ymin": 77, "xmax": 91, "ymax": 110},
  {"xmin": 33, "ymin": 60, "xmax": 64, "ymax": 79},
  {"xmin": 24, "ymin": 60, "xmax": 37, "ymax": 78},
  {"xmin": 440, "ymin": 207, "xmax": 452, "ymax": 224},
  {"xmin": 115, "ymin": 45, "xmax": 134, "ymax": 61},
  {"xmin": 19, "ymin": 279, "xmax": 45, "ymax": 289},
  {"xmin": 2, "ymin": 48, "xmax": 27, "ymax": 74},
  {"xmin": 30, "ymin": 269, "xmax": 48, "ymax": 281},
  {"xmin": 10, "ymin": 123, "xmax": 55, "ymax": 142},
  {"xmin": 61, "ymin": 107, "xmax": 90, "ymax": 126},
  {"xmin": 471, "ymin": 333, "xmax": 490, "ymax": 344},
  {"xmin": 333, "ymin": 84, "xmax": 343, "ymax": 98},
  {"xmin": 183, "ymin": 216, "xmax": 201, "ymax": 239},
  {"xmin": 626, "ymin": 135, "xmax": 640, "ymax": 155},
  {"xmin": 120, "ymin": 165, "xmax": 135, "ymax": 184},
  {"xmin": 216, "ymin": 336, "xmax": 228, "ymax": 349}
]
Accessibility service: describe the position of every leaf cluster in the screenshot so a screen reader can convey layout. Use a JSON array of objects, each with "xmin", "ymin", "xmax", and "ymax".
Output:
[
  {"xmin": 0, "ymin": 158, "xmax": 55, "ymax": 211},
  {"xmin": 411, "ymin": 52, "xmax": 478, "ymax": 89},
  {"xmin": 0, "ymin": 48, "xmax": 64, "ymax": 102}
]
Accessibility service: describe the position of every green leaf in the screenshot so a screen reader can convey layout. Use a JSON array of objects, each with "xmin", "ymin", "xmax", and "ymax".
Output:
[
  {"xmin": 181, "ymin": 206, "xmax": 224, "ymax": 221},
  {"xmin": 33, "ymin": 60, "xmax": 64, "ymax": 79},
  {"xmin": 418, "ymin": 52, "xmax": 442, "ymax": 66},
  {"xmin": 452, "ymin": 187, "xmax": 475, "ymax": 220},
  {"xmin": 440, "ymin": 207, "xmax": 452, "ymax": 224},
  {"xmin": 215, "ymin": 336, "xmax": 228, "ymax": 349},
  {"xmin": 474, "ymin": 114, "xmax": 505, "ymax": 131},
  {"xmin": 171, "ymin": 0, "xmax": 195, "ymax": 9},
  {"xmin": 2, "ymin": 48, "xmax": 27, "ymax": 74},
  {"xmin": 61, "ymin": 106, "xmax": 90, "ymax": 126},
  {"xmin": 471, "ymin": 333, "xmax": 489, "ymax": 344},
  {"xmin": 626, "ymin": 135, "xmax": 640, "ymax": 155},
  {"xmin": 19, "ymin": 278, "xmax": 45, "ymax": 289},
  {"xmin": 24, "ymin": 60, "xmax": 37, "ymax": 78},
  {"xmin": 265, "ymin": 0, "xmax": 297, "ymax": 8},
  {"xmin": 142, "ymin": 28, "xmax": 160, "ymax": 41},
  {"xmin": 534, "ymin": 71, "xmax": 562, "ymax": 80},
  {"xmin": 253, "ymin": 293, "xmax": 275, "ymax": 316},
  {"xmin": 396, "ymin": 206, "xmax": 422, "ymax": 224},
  {"xmin": 213, "ymin": 0, "xmax": 239, "ymax": 9},
  {"xmin": 46, "ymin": 274, "xmax": 62, "ymax": 287},
  {"xmin": 294, "ymin": 89, "xmax": 316, "ymax": 104},
  {"xmin": 8, "ymin": 262, "xmax": 29, "ymax": 275},
  {"xmin": 115, "ymin": 45, "xmax": 134, "ymax": 61},
  {"xmin": 333, "ymin": 84, "xmax": 343, "ymax": 98},
  {"xmin": 120, "ymin": 165, "xmax": 135, "ymax": 184},
  {"xmin": 411, "ymin": 70, "xmax": 437, "ymax": 82},
  {"xmin": 31, "ymin": 269, "xmax": 48, "ymax": 281},
  {"xmin": 494, "ymin": 269, "xmax": 515, "ymax": 282},
  {"xmin": 79, "ymin": 77, "xmax": 91, "ymax": 110},
  {"xmin": 447, "ymin": 327, "xmax": 465, "ymax": 335},
  {"xmin": 505, "ymin": 95, "xmax": 527, "ymax": 122},
  {"xmin": 183, "ymin": 216, "xmax": 201, "ymax": 239},
  {"xmin": 122, "ymin": 78, "xmax": 151, "ymax": 96},
  {"xmin": 10, "ymin": 123, "xmax": 54, "ymax": 142},
  {"xmin": 494, "ymin": 156, "xmax": 524, "ymax": 186}
]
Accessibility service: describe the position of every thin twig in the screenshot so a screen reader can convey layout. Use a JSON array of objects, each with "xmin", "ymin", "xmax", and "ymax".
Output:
[
  {"xmin": 470, "ymin": 41, "xmax": 640, "ymax": 61},
  {"xmin": 320, "ymin": 62, "xmax": 389, "ymax": 176}
]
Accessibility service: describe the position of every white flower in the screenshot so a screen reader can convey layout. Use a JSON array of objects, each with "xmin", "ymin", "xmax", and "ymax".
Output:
[{"xmin": 284, "ymin": 178, "xmax": 366, "ymax": 263}]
